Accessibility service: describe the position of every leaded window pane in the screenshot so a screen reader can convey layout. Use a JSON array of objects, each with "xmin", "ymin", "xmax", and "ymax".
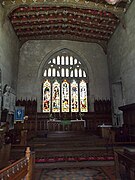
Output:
[
  {"xmin": 43, "ymin": 54, "xmax": 88, "ymax": 113},
  {"xmin": 61, "ymin": 68, "xmax": 65, "ymax": 77},
  {"xmin": 75, "ymin": 68, "xmax": 78, "ymax": 77},
  {"xmin": 70, "ymin": 70, "xmax": 73, "ymax": 77},
  {"xmin": 44, "ymin": 70, "xmax": 47, "ymax": 77},
  {"xmin": 70, "ymin": 56, "xmax": 73, "ymax": 65},
  {"xmin": 61, "ymin": 56, "xmax": 64, "ymax": 65},
  {"xmin": 52, "ymin": 80, "xmax": 60, "ymax": 112},
  {"xmin": 52, "ymin": 58, "xmax": 56, "ymax": 64},
  {"xmin": 57, "ymin": 70, "xmax": 60, "ymax": 77},
  {"xmin": 52, "ymin": 68, "xmax": 56, "ymax": 77},
  {"xmin": 48, "ymin": 68, "xmax": 51, "ymax": 77},
  {"xmin": 57, "ymin": 56, "xmax": 60, "ymax": 65},
  {"xmin": 71, "ymin": 80, "xmax": 79, "ymax": 112},
  {"xmin": 74, "ymin": 58, "xmax": 77, "ymax": 64},
  {"xmin": 66, "ymin": 56, "xmax": 69, "ymax": 65},
  {"xmin": 43, "ymin": 80, "xmax": 51, "ymax": 112},
  {"xmin": 66, "ymin": 68, "xmax": 69, "ymax": 77},
  {"xmin": 79, "ymin": 69, "xmax": 82, "ymax": 77},
  {"xmin": 83, "ymin": 71, "xmax": 86, "ymax": 77},
  {"xmin": 80, "ymin": 80, "xmax": 88, "ymax": 112},
  {"xmin": 62, "ymin": 80, "xmax": 69, "ymax": 112}
]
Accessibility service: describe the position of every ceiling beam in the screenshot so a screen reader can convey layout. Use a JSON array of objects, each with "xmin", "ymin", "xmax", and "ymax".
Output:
[
  {"xmin": 10, "ymin": 9, "xmax": 118, "ymax": 21},
  {"xmin": 2, "ymin": 0, "xmax": 125, "ymax": 17},
  {"xmin": 13, "ymin": 23, "xmax": 114, "ymax": 33},
  {"xmin": 11, "ymin": 16, "xmax": 118, "ymax": 26}
]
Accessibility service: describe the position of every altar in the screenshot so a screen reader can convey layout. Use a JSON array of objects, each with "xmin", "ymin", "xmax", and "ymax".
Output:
[
  {"xmin": 47, "ymin": 119, "xmax": 86, "ymax": 131},
  {"xmin": 98, "ymin": 124, "xmax": 113, "ymax": 139}
]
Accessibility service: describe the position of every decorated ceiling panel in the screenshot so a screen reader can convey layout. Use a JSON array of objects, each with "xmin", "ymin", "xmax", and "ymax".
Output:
[{"xmin": 1, "ymin": 0, "xmax": 133, "ymax": 49}]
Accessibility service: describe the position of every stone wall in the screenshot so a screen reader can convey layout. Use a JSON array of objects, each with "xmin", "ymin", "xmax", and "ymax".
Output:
[
  {"xmin": 0, "ymin": 5, "xmax": 19, "ymax": 91},
  {"xmin": 17, "ymin": 40, "xmax": 110, "ymax": 111},
  {"xmin": 108, "ymin": 1, "xmax": 135, "ymax": 107}
]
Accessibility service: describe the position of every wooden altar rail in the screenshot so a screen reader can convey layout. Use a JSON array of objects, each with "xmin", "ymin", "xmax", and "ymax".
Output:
[{"xmin": 0, "ymin": 147, "xmax": 35, "ymax": 180}]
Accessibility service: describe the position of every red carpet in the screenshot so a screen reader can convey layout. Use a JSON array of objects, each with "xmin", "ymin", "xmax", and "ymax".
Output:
[{"xmin": 35, "ymin": 156, "xmax": 114, "ymax": 163}]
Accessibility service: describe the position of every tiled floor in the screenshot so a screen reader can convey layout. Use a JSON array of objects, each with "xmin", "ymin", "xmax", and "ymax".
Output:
[
  {"xmin": 32, "ymin": 132, "xmax": 116, "ymax": 179},
  {"xmin": 36, "ymin": 166, "xmax": 116, "ymax": 180}
]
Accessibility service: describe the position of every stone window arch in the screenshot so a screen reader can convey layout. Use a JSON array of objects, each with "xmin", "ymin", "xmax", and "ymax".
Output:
[{"xmin": 42, "ymin": 50, "xmax": 88, "ymax": 113}]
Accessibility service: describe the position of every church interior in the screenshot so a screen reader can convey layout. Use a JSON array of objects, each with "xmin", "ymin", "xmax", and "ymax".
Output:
[{"xmin": 0, "ymin": 0, "xmax": 135, "ymax": 179}]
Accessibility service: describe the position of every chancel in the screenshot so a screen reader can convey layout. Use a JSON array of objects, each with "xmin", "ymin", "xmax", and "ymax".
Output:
[{"xmin": 0, "ymin": 0, "xmax": 135, "ymax": 179}]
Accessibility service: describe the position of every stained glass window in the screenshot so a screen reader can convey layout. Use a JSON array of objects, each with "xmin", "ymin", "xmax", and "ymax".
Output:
[
  {"xmin": 71, "ymin": 80, "xmax": 79, "ymax": 112},
  {"xmin": 62, "ymin": 80, "xmax": 69, "ymax": 112},
  {"xmin": 43, "ymin": 53, "xmax": 88, "ymax": 113},
  {"xmin": 52, "ymin": 80, "xmax": 60, "ymax": 112},
  {"xmin": 80, "ymin": 80, "xmax": 88, "ymax": 112},
  {"xmin": 43, "ymin": 80, "xmax": 51, "ymax": 112}
]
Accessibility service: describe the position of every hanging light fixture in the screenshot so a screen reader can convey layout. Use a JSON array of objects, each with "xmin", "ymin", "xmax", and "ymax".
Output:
[{"xmin": 105, "ymin": 0, "xmax": 121, "ymax": 5}]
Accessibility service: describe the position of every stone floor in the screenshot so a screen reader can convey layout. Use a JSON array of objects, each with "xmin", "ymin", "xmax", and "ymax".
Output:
[
  {"xmin": 31, "ymin": 131, "xmax": 116, "ymax": 180},
  {"xmin": 34, "ymin": 161, "xmax": 116, "ymax": 180},
  {"xmin": 11, "ymin": 131, "xmax": 117, "ymax": 179}
]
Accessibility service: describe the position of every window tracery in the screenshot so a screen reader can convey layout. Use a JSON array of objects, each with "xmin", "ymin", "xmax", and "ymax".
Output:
[{"xmin": 42, "ymin": 54, "xmax": 88, "ymax": 113}]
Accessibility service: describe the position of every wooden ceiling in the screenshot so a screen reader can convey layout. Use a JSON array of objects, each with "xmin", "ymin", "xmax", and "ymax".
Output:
[{"xmin": 1, "ymin": 0, "xmax": 133, "ymax": 49}]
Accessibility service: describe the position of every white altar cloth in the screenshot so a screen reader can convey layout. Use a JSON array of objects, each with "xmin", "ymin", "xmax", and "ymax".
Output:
[{"xmin": 48, "ymin": 119, "xmax": 86, "ymax": 127}]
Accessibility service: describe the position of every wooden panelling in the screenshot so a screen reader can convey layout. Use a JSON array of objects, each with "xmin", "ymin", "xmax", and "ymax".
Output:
[
  {"xmin": 16, "ymin": 99, "xmax": 37, "ymax": 115},
  {"xmin": 14, "ymin": 112, "xmax": 112, "ymax": 134},
  {"xmin": 119, "ymin": 103, "xmax": 135, "ymax": 141},
  {"xmin": 115, "ymin": 150, "xmax": 135, "ymax": 180},
  {"xmin": 94, "ymin": 99, "xmax": 111, "ymax": 113}
]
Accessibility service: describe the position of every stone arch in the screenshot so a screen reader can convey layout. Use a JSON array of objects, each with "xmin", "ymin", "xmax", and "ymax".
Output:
[{"xmin": 36, "ymin": 47, "xmax": 94, "ymax": 111}]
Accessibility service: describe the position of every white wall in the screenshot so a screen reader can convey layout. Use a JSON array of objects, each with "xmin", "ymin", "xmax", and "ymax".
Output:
[
  {"xmin": 108, "ymin": 0, "xmax": 135, "ymax": 106},
  {"xmin": 17, "ymin": 40, "xmax": 110, "ymax": 111},
  {"xmin": 0, "ymin": 5, "xmax": 19, "ymax": 91}
]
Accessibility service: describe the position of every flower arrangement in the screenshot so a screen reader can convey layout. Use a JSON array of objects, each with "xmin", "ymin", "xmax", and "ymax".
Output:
[
  {"xmin": 79, "ymin": 112, "xmax": 84, "ymax": 120},
  {"xmin": 63, "ymin": 112, "xmax": 67, "ymax": 121},
  {"xmin": 49, "ymin": 113, "xmax": 53, "ymax": 120}
]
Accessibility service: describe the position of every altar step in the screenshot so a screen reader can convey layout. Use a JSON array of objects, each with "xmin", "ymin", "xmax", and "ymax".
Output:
[
  {"xmin": 35, "ymin": 155, "xmax": 114, "ymax": 163},
  {"xmin": 10, "ymin": 145, "xmax": 113, "ymax": 162},
  {"xmin": 29, "ymin": 132, "xmax": 107, "ymax": 150},
  {"xmin": 30, "ymin": 131, "xmax": 106, "ymax": 144},
  {"xmin": 10, "ymin": 131, "xmax": 114, "ymax": 163},
  {"xmin": 10, "ymin": 147, "xmax": 114, "ymax": 165}
]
